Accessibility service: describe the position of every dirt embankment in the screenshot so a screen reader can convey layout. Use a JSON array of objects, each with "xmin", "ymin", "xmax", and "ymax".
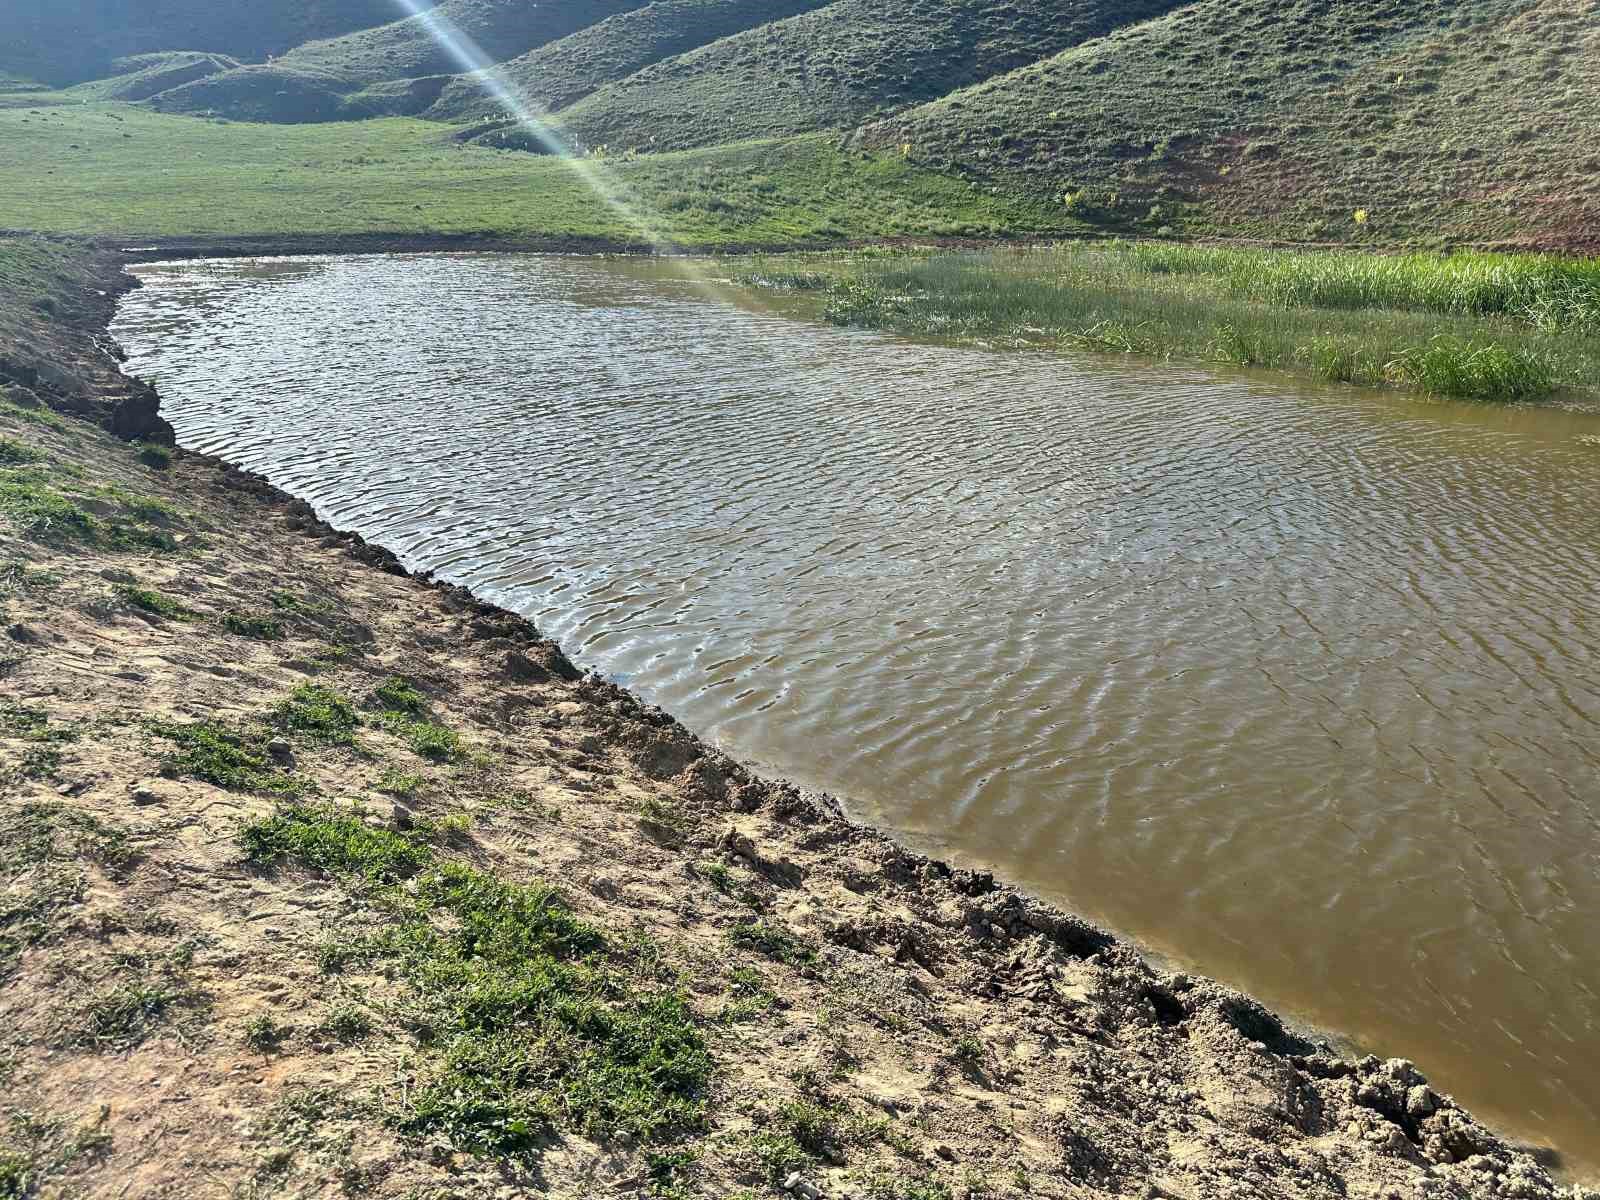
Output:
[{"xmin": 0, "ymin": 240, "xmax": 1594, "ymax": 1200}]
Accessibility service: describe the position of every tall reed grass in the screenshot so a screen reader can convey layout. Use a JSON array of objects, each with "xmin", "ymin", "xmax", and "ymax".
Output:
[
  {"xmin": 741, "ymin": 243, "xmax": 1600, "ymax": 403},
  {"xmin": 1125, "ymin": 244, "xmax": 1600, "ymax": 333}
]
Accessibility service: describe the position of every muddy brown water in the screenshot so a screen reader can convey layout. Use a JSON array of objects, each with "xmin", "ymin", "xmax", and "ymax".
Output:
[{"xmin": 114, "ymin": 253, "xmax": 1600, "ymax": 1174}]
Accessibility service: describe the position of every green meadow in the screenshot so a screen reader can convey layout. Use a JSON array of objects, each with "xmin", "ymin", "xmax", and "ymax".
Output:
[{"xmin": 0, "ymin": 103, "xmax": 1074, "ymax": 246}]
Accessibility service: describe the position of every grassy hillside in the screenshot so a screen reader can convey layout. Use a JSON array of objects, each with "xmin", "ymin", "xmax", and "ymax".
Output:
[
  {"xmin": 556, "ymin": 0, "xmax": 1186, "ymax": 152},
  {"xmin": 146, "ymin": 0, "xmax": 652, "ymax": 122},
  {"xmin": 0, "ymin": 0, "xmax": 420, "ymax": 88},
  {"xmin": 865, "ymin": 0, "xmax": 1598, "ymax": 247},
  {"xmin": 64, "ymin": 52, "xmax": 242, "ymax": 103},
  {"xmin": 427, "ymin": 0, "xmax": 836, "ymax": 122},
  {"xmin": 280, "ymin": 0, "xmax": 648, "ymax": 84},
  {"xmin": 0, "ymin": 102, "xmax": 1076, "ymax": 244}
]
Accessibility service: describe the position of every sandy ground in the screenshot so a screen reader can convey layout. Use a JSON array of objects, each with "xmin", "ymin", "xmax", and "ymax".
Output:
[{"xmin": 0, "ymin": 245, "xmax": 1594, "ymax": 1200}]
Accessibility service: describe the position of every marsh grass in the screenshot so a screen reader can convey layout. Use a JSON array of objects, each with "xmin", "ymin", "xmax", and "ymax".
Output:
[
  {"xmin": 241, "ymin": 805, "xmax": 712, "ymax": 1160},
  {"xmin": 755, "ymin": 244, "xmax": 1600, "ymax": 403}
]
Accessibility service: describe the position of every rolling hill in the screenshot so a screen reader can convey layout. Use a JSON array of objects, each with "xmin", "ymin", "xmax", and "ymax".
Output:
[
  {"xmin": 861, "ymin": 0, "xmax": 1597, "ymax": 244},
  {"xmin": 425, "ymin": 0, "xmax": 836, "ymax": 122},
  {"xmin": 554, "ymin": 0, "xmax": 1189, "ymax": 152},
  {"xmin": 144, "ymin": 0, "xmax": 651, "ymax": 122},
  {"xmin": 0, "ymin": 0, "xmax": 424, "ymax": 87}
]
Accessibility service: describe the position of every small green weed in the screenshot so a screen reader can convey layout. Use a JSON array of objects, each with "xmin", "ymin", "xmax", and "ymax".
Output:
[
  {"xmin": 729, "ymin": 920, "xmax": 815, "ymax": 966},
  {"xmin": 220, "ymin": 611, "xmax": 285, "ymax": 641},
  {"xmin": 380, "ymin": 715, "xmax": 460, "ymax": 762},
  {"xmin": 275, "ymin": 684, "xmax": 359, "ymax": 745},
  {"xmin": 739, "ymin": 1129, "xmax": 815, "ymax": 1186},
  {"xmin": 646, "ymin": 1147, "xmax": 699, "ymax": 1199},
  {"xmin": 412, "ymin": 812, "xmax": 472, "ymax": 843},
  {"xmin": 696, "ymin": 860, "xmax": 734, "ymax": 895},
  {"xmin": 243, "ymin": 1013, "xmax": 290, "ymax": 1053},
  {"xmin": 639, "ymin": 795, "xmax": 687, "ymax": 843},
  {"xmin": 372, "ymin": 676, "xmax": 428, "ymax": 716},
  {"xmin": 0, "ymin": 1153, "xmax": 28, "ymax": 1198},
  {"xmin": 150, "ymin": 720, "xmax": 308, "ymax": 794},
  {"xmin": 0, "ymin": 437, "xmax": 42, "ymax": 465},
  {"xmin": 719, "ymin": 965, "xmax": 777, "ymax": 1024},
  {"xmin": 135, "ymin": 443, "xmax": 172, "ymax": 469},
  {"xmin": 952, "ymin": 1035, "xmax": 984, "ymax": 1064},
  {"xmin": 858, "ymin": 1173, "xmax": 954, "ymax": 1200},
  {"xmin": 777, "ymin": 1098, "xmax": 840, "ymax": 1158},
  {"xmin": 73, "ymin": 981, "xmax": 201, "ymax": 1051},
  {"xmin": 316, "ymin": 1001, "xmax": 373, "ymax": 1043},
  {"xmin": 242, "ymin": 805, "xmax": 428, "ymax": 882},
  {"xmin": 113, "ymin": 583, "xmax": 192, "ymax": 619},
  {"xmin": 375, "ymin": 767, "xmax": 424, "ymax": 798}
]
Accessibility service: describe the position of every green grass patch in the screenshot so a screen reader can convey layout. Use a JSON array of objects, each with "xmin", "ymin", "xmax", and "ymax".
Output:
[
  {"xmin": 0, "ymin": 106, "xmax": 1071, "ymax": 247},
  {"xmin": 242, "ymin": 805, "xmax": 428, "ymax": 882},
  {"xmin": 113, "ymin": 583, "xmax": 193, "ymax": 619},
  {"xmin": 240, "ymin": 804, "xmax": 712, "ymax": 1161},
  {"xmin": 0, "ymin": 437, "xmax": 42, "ymax": 466},
  {"xmin": 370, "ymin": 675, "xmax": 460, "ymax": 760},
  {"xmin": 0, "ymin": 803, "xmax": 132, "ymax": 980},
  {"xmin": 220, "ymin": 611, "xmax": 285, "ymax": 641},
  {"xmin": 858, "ymin": 1173, "xmax": 954, "ymax": 1200},
  {"xmin": 1, "ymin": 706, "xmax": 81, "ymax": 780},
  {"xmin": 134, "ymin": 442, "xmax": 172, "ymax": 469},
  {"xmin": 728, "ymin": 920, "xmax": 815, "ymax": 967},
  {"xmin": 0, "ymin": 476, "xmax": 96, "ymax": 543},
  {"xmin": 150, "ymin": 719, "xmax": 309, "ymax": 794},
  {"xmin": 371, "ymin": 675, "xmax": 428, "ymax": 716},
  {"xmin": 0, "ymin": 395, "xmax": 63, "ymax": 429},
  {"xmin": 274, "ymin": 684, "xmax": 360, "ymax": 745},
  {"xmin": 0, "ymin": 466, "xmax": 182, "ymax": 551},
  {"xmin": 269, "ymin": 589, "xmax": 331, "ymax": 614},
  {"xmin": 375, "ymin": 767, "xmax": 425, "ymax": 798},
  {"xmin": 1386, "ymin": 337, "xmax": 1555, "ymax": 401},
  {"xmin": 0, "ymin": 704, "xmax": 81, "ymax": 747}
]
